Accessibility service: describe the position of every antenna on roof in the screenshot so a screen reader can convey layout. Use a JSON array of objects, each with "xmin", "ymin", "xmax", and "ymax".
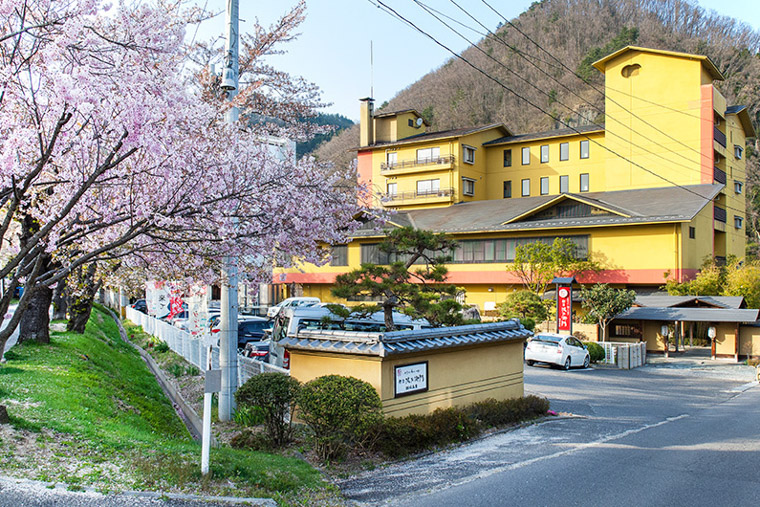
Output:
[{"xmin": 370, "ymin": 40, "xmax": 374, "ymax": 99}]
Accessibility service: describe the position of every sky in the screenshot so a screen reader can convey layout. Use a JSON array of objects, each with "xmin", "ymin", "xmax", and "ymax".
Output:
[{"xmin": 191, "ymin": 0, "xmax": 760, "ymax": 122}]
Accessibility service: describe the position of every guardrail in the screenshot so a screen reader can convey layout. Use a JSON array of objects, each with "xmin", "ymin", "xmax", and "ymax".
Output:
[{"xmin": 125, "ymin": 307, "xmax": 288, "ymax": 385}]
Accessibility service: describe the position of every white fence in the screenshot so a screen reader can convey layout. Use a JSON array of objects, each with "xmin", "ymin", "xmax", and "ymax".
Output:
[
  {"xmin": 124, "ymin": 307, "xmax": 289, "ymax": 386},
  {"xmin": 597, "ymin": 341, "xmax": 646, "ymax": 369}
]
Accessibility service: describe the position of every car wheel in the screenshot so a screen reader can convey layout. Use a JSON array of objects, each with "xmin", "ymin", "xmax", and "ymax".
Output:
[
  {"xmin": 526, "ymin": 360, "xmax": 535, "ymax": 366},
  {"xmin": 563, "ymin": 356, "xmax": 571, "ymax": 370},
  {"xmin": 583, "ymin": 355, "xmax": 590, "ymax": 369}
]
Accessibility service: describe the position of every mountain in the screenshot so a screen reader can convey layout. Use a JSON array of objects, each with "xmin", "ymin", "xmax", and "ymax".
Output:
[
  {"xmin": 314, "ymin": 0, "xmax": 760, "ymax": 250},
  {"xmin": 297, "ymin": 113, "xmax": 353, "ymax": 159}
]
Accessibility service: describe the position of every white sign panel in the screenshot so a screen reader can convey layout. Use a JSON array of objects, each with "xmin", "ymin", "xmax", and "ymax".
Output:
[{"xmin": 394, "ymin": 362, "xmax": 429, "ymax": 397}]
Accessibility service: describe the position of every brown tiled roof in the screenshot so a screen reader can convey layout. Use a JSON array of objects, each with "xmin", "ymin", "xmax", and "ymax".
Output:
[
  {"xmin": 354, "ymin": 184, "xmax": 721, "ymax": 237},
  {"xmin": 483, "ymin": 124, "xmax": 604, "ymax": 146},
  {"xmin": 361, "ymin": 124, "xmax": 512, "ymax": 149}
]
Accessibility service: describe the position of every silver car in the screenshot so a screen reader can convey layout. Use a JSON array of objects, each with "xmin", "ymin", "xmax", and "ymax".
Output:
[{"xmin": 525, "ymin": 333, "xmax": 590, "ymax": 370}]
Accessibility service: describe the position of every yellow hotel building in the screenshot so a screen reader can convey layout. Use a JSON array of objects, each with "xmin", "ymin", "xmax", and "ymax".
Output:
[{"xmin": 276, "ymin": 46, "xmax": 755, "ymax": 312}]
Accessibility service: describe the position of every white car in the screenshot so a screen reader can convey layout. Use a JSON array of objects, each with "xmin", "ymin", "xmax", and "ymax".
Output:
[
  {"xmin": 266, "ymin": 297, "xmax": 320, "ymax": 319},
  {"xmin": 525, "ymin": 333, "xmax": 590, "ymax": 370}
]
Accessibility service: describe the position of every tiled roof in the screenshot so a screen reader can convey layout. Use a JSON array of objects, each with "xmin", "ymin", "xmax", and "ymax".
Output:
[
  {"xmin": 616, "ymin": 307, "xmax": 758, "ymax": 323},
  {"xmin": 725, "ymin": 105, "xmax": 746, "ymax": 115},
  {"xmin": 356, "ymin": 184, "xmax": 721, "ymax": 237},
  {"xmin": 362, "ymin": 124, "xmax": 511, "ymax": 149},
  {"xmin": 279, "ymin": 321, "xmax": 531, "ymax": 357},
  {"xmin": 634, "ymin": 295, "xmax": 745, "ymax": 309},
  {"xmin": 483, "ymin": 124, "xmax": 604, "ymax": 146}
]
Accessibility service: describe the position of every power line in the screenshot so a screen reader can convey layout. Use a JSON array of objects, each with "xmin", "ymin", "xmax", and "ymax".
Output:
[
  {"xmin": 366, "ymin": 0, "xmax": 746, "ymax": 217},
  {"xmin": 478, "ymin": 0, "xmax": 736, "ymax": 170},
  {"xmin": 412, "ymin": 0, "xmax": 732, "ymax": 185}
]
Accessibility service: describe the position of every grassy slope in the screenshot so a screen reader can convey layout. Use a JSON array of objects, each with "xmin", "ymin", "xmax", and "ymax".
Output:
[{"xmin": 0, "ymin": 306, "xmax": 325, "ymax": 501}]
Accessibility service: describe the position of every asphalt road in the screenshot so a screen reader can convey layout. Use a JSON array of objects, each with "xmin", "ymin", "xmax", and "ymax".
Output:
[{"xmin": 339, "ymin": 363, "xmax": 760, "ymax": 506}]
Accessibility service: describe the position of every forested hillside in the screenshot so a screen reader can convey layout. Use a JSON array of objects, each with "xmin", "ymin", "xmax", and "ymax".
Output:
[{"xmin": 315, "ymin": 0, "xmax": 760, "ymax": 253}]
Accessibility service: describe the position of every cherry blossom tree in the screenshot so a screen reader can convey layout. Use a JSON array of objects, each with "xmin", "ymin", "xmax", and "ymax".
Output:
[{"xmin": 0, "ymin": 0, "xmax": 364, "ymax": 351}]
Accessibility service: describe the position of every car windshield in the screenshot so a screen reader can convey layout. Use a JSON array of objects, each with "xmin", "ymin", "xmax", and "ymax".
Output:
[{"xmin": 533, "ymin": 335, "xmax": 562, "ymax": 344}]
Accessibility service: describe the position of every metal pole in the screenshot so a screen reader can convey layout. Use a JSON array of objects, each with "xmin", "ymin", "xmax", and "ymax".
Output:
[
  {"xmin": 201, "ymin": 345, "xmax": 212, "ymax": 475},
  {"xmin": 219, "ymin": 0, "xmax": 239, "ymax": 421}
]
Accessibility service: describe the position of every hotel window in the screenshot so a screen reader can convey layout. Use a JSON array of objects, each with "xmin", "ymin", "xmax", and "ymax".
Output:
[
  {"xmin": 503, "ymin": 180, "xmax": 512, "ymax": 198},
  {"xmin": 560, "ymin": 142, "xmax": 569, "ymax": 161},
  {"xmin": 386, "ymin": 151, "xmax": 397, "ymax": 167},
  {"xmin": 734, "ymin": 145, "xmax": 743, "ymax": 160},
  {"xmin": 416, "ymin": 146, "xmax": 440, "ymax": 163},
  {"xmin": 386, "ymin": 182, "xmax": 397, "ymax": 196},
  {"xmin": 540, "ymin": 177, "xmax": 549, "ymax": 195},
  {"xmin": 735, "ymin": 216, "xmax": 744, "ymax": 229},
  {"xmin": 330, "ymin": 245, "xmax": 348, "ymax": 266},
  {"xmin": 522, "ymin": 146, "xmax": 530, "ymax": 165},
  {"xmin": 416, "ymin": 179, "xmax": 440, "ymax": 196},
  {"xmin": 580, "ymin": 173, "xmax": 590, "ymax": 192},
  {"xmin": 735, "ymin": 181, "xmax": 744, "ymax": 194},
  {"xmin": 560, "ymin": 175, "xmax": 569, "ymax": 193},
  {"xmin": 463, "ymin": 145, "xmax": 475, "ymax": 164},
  {"xmin": 540, "ymin": 144, "xmax": 549, "ymax": 163},
  {"xmin": 580, "ymin": 140, "xmax": 590, "ymax": 159},
  {"xmin": 521, "ymin": 178, "xmax": 530, "ymax": 197},
  {"xmin": 503, "ymin": 149, "xmax": 512, "ymax": 167},
  {"xmin": 462, "ymin": 177, "xmax": 475, "ymax": 196},
  {"xmin": 689, "ymin": 226, "xmax": 696, "ymax": 239}
]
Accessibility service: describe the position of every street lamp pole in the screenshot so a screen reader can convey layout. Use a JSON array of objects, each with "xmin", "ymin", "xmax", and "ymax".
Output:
[{"xmin": 219, "ymin": 0, "xmax": 239, "ymax": 422}]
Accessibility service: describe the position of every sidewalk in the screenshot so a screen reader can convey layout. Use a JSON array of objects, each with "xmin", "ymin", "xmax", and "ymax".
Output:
[{"xmin": 643, "ymin": 348, "xmax": 757, "ymax": 382}]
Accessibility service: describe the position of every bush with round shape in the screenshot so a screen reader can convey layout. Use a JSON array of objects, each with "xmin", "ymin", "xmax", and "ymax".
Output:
[
  {"xmin": 583, "ymin": 342, "xmax": 605, "ymax": 363},
  {"xmin": 298, "ymin": 375, "xmax": 382, "ymax": 461},
  {"xmin": 235, "ymin": 372, "xmax": 301, "ymax": 446}
]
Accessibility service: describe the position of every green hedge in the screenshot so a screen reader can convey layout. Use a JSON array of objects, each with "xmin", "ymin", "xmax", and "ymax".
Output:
[{"xmin": 584, "ymin": 342, "xmax": 605, "ymax": 363}]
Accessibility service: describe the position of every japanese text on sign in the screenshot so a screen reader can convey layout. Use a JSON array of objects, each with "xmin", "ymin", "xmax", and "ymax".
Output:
[
  {"xmin": 395, "ymin": 362, "xmax": 428, "ymax": 397},
  {"xmin": 557, "ymin": 286, "xmax": 572, "ymax": 332}
]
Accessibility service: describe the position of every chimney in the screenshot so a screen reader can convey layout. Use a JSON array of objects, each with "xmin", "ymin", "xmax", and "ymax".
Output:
[{"xmin": 359, "ymin": 97, "xmax": 374, "ymax": 147}]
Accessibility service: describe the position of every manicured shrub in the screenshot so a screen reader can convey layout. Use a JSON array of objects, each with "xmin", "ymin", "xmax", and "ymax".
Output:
[
  {"xmin": 298, "ymin": 375, "xmax": 382, "ymax": 461},
  {"xmin": 235, "ymin": 372, "xmax": 301, "ymax": 446},
  {"xmin": 467, "ymin": 395, "xmax": 549, "ymax": 428},
  {"xmin": 375, "ymin": 407, "xmax": 481, "ymax": 458},
  {"xmin": 583, "ymin": 342, "xmax": 605, "ymax": 363}
]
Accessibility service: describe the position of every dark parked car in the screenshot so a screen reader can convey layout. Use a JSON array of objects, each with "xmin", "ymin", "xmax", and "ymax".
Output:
[
  {"xmin": 242, "ymin": 341, "xmax": 270, "ymax": 362},
  {"xmin": 208, "ymin": 315, "xmax": 270, "ymax": 349},
  {"xmin": 131, "ymin": 299, "xmax": 147, "ymax": 314}
]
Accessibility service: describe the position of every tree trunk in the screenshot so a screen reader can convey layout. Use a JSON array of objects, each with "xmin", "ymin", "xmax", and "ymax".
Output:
[
  {"xmin": 383, "ymin": 302, "xmax": 395, "ymax": 331},
  {"xmin": 51, "ymin": 279, "xmax": 68, "ymax": 321},
  {"xmin": 18, "ymin": 285, "xmax": 53, "ymax": 344},
  {"xmin": 67, "ymin": 263, "xmax": 101, "ymax": 334}
]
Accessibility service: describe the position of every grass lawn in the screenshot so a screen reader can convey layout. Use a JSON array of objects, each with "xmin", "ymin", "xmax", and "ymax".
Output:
[{"xmin": 0, "ymin": 305, "xmax": 331, "ymax": 504}]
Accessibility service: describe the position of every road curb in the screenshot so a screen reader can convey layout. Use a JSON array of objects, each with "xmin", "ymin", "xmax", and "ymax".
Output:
[{"xmin": 0, "ymin": 474, "xmax": 276, "ymax": 505}]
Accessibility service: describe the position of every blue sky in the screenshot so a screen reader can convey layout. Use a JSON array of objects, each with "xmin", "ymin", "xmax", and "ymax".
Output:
[{"xmin": 192, "ymin": 1, "xmax": 760, "ymax": 121}]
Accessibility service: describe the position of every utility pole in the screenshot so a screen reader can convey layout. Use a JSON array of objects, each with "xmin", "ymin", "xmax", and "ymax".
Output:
[{"xmin": 218, "ymin": 0, "xmax": 239, "ymax": 422}]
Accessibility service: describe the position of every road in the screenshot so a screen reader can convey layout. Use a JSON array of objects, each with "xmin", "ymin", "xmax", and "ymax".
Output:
[{"xmin": 339, "ymin": 363, "xmax": 760, "ymax": 506}]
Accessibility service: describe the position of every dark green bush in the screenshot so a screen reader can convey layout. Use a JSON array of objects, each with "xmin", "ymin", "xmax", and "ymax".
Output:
[
  {"xmin": 298, "ymin": 375, "xmax": 382, "ymax": 461},
  {"xmin": 467, "ymin": 396, "xmax": 550, "ymax": 428},
  {"xmin": 583, "ymin": 342, "xmax": 605, "ymax": 363},
  {"xmin": 154, "ymin": 341, "xmax": 169, "ymax": 353},
  {"xmin": 375, "ymin": 407, "xmax": 481, "ymax": 458},
  {"xmin": 235, "ymin": 372, "xmax": 301, "ymax": 446}
]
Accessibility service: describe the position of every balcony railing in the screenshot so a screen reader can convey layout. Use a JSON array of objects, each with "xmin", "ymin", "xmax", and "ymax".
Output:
[
  {"xmin": 714, "ymin": 204, "xmax": 727, "ymax": 223},
  {"xmin": 713, "ymin": 126, "xmax": 726, "ymax": 148},
  {"xmin": 381, "ymin": 154, "xmax": 455, "ymax": 171},
  {"xmin": 714, "ymin": 166, "xmax": 726, "ymax": 184},
  {"xmin": 380, "ymin": 187, "xmax": 455, "ymax": 203}
]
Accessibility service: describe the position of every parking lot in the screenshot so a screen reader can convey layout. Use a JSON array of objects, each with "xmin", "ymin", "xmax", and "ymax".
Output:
[{"xmin": 339, "ymin": 361, "xmax": 760, "ymax": 506}]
